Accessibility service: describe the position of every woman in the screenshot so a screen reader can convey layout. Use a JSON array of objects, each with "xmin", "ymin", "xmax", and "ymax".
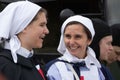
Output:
[
  {"xmin": 90, "ymin": 18, "xmax": 114, "ymax": 80},
  {"xmin": 111, "ymin": 24, "xmax": 120, "ymax": 62},
  {"xmin": 45, "ymin": 15, "xmax": 103, "ymax": 80},
  {"xmin": 0, "ymin": 1, "xmax": 49, "ymax": 80},
  {"xmin": 90, "ymin": 18, "xmax": 113, "ymax": 64},
  {"xmin": 109, "ymin": 24, "xmax": 120, "ymax": 80}
]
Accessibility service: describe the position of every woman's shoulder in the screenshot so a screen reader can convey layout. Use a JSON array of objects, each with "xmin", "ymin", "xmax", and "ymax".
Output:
[
  {"xmin": 0, "ymin": 49, "xmax": 17, "ymax": 72},
  {"xmin": 45, "ymin": 58, "xmax": 60, "ymax": 71},
  {"xmin": 0, "ymin": 49, "xmax": 12, "ymax": 61},
  {"xmin": 100, "ymin": 64, "xmax": 115, "ymax": 80},
  {"xmin": 0, "ymin": 49, "xmax": 15, "ymax": 67}
]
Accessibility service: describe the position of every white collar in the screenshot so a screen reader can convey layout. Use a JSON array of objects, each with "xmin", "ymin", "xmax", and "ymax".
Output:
[
  {"xmin": 60, "ymin": 47, "xmax": 101, "ymax": 69},
  {"xmin": 16, "ymin": 47, "xmax": 33, "ymax": 58}
]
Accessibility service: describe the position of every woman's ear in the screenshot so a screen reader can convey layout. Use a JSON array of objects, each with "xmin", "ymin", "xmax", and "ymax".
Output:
[{"xmin": 88, "ymin": 39, "xmax": 92, "ymax": 46}]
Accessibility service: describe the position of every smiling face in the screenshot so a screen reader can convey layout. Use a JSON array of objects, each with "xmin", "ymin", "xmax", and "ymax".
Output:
[
  {"xmin": 18, "ymin": 11, "xmax": 49, "ymax": 51},
  {"xmin": 64, "ymin": 23, "xmax": 91, "ymax": 59}
]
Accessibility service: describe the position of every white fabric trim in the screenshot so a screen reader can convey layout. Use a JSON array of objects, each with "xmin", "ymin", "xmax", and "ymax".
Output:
[
  {"xmin": 16, "ymin": 47, "xmax": 34, "ymax": 58},
  {"xmin": 10, "ymin": 35, "xmax": 21, "ymax": 63},
  {"xmin": 87, "ymin": 47, "xmax": 101, "ymax": 68}
]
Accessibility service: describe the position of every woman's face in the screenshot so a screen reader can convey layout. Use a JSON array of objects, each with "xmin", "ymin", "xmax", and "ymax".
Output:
[
  {"xmin": 64, "ymin": 24, "xmax": 91, "ymax": 59},
  {"xmin": 19, "ymin": 12, "xmax": 49, "ymax": 50},
  {"xmin": 99, "ymin": 35, "xmax": 113, "ymax": 61},
  {"xmin": 107, "ymin": 46, "xmax": 120, "ymax": 64},
  {"xmin": 107, "ymin": 46, "xmax": 117, "ymax": 64}
]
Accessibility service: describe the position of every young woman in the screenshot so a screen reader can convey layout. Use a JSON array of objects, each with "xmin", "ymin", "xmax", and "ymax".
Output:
[
  {"xmin": 45, "ymin": 15, "xmax": 103, "ymax": 80},
  {"xmin": 0, "ymin": 1, "xmax": 49, "ymax": 80}
]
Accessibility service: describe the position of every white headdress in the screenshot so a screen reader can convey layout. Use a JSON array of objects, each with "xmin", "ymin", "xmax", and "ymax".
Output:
[
  {"xmin": 0, "ymin": 1, "xmax": 41, "ymax": 63},
  {"xmin": 57, "ymin": 15, "xmax": 95, "ymax": 54}
]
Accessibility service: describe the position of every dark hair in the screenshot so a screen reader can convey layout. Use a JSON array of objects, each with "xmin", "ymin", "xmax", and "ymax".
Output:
[
  {"xmin": 111, "ymin": 24, "xmax": 120, "ymax": 47},
  {"xmin": 64, "ymin": 21, "xmax": 92, "ymax": 40}
]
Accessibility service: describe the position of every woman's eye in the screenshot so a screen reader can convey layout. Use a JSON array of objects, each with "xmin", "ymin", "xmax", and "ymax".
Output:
[
  {"xmin": 65, "ymin": 34, "xmax": 71, "ymax": 39},
  {"xmin": 40, "ymin": 22, "xmax": 47, "ymax": 27},
  {"xmin": 75, "ymin": 35, "xmax": 81, "ymax": 39},
  {"xmin": 40, "ymin": 24, "xmax": 44, "ymax": 27}
]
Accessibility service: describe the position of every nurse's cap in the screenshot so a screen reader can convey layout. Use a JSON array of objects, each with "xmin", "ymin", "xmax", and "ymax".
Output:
[{"xmin": 58, "ymin": 15, "xmax": 95, "ymax": 54}]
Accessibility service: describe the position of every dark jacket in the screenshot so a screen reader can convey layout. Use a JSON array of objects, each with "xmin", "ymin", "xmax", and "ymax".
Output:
[
  {"xmin": 0, "ymin": 48, "xmax": 45, "ymax": 80},
  {"xmin": 101, "ymin": 64, "xmax": 115, "ymax": 80}
]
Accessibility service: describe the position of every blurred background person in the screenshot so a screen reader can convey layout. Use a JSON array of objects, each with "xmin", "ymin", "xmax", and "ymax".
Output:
[
  {"xmin": 111, "ymin": 24, "xmax": 120, "ymax": 62},
  {"xmin": 108, "ymin": 24, "xmax": 120, "ymax": 80},
  {"xmin": 90, "ymin": 18, "xmax": 114, "ymax": 80}
]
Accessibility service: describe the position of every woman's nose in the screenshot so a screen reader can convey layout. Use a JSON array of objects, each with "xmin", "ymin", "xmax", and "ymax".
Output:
[
  {"xmin": 69, "ymin": 38, "xmax": 75, "ymax": 44},
  {"xmin": 44, "ymin": 26, "xmax": 49, "ymax": 34}
]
